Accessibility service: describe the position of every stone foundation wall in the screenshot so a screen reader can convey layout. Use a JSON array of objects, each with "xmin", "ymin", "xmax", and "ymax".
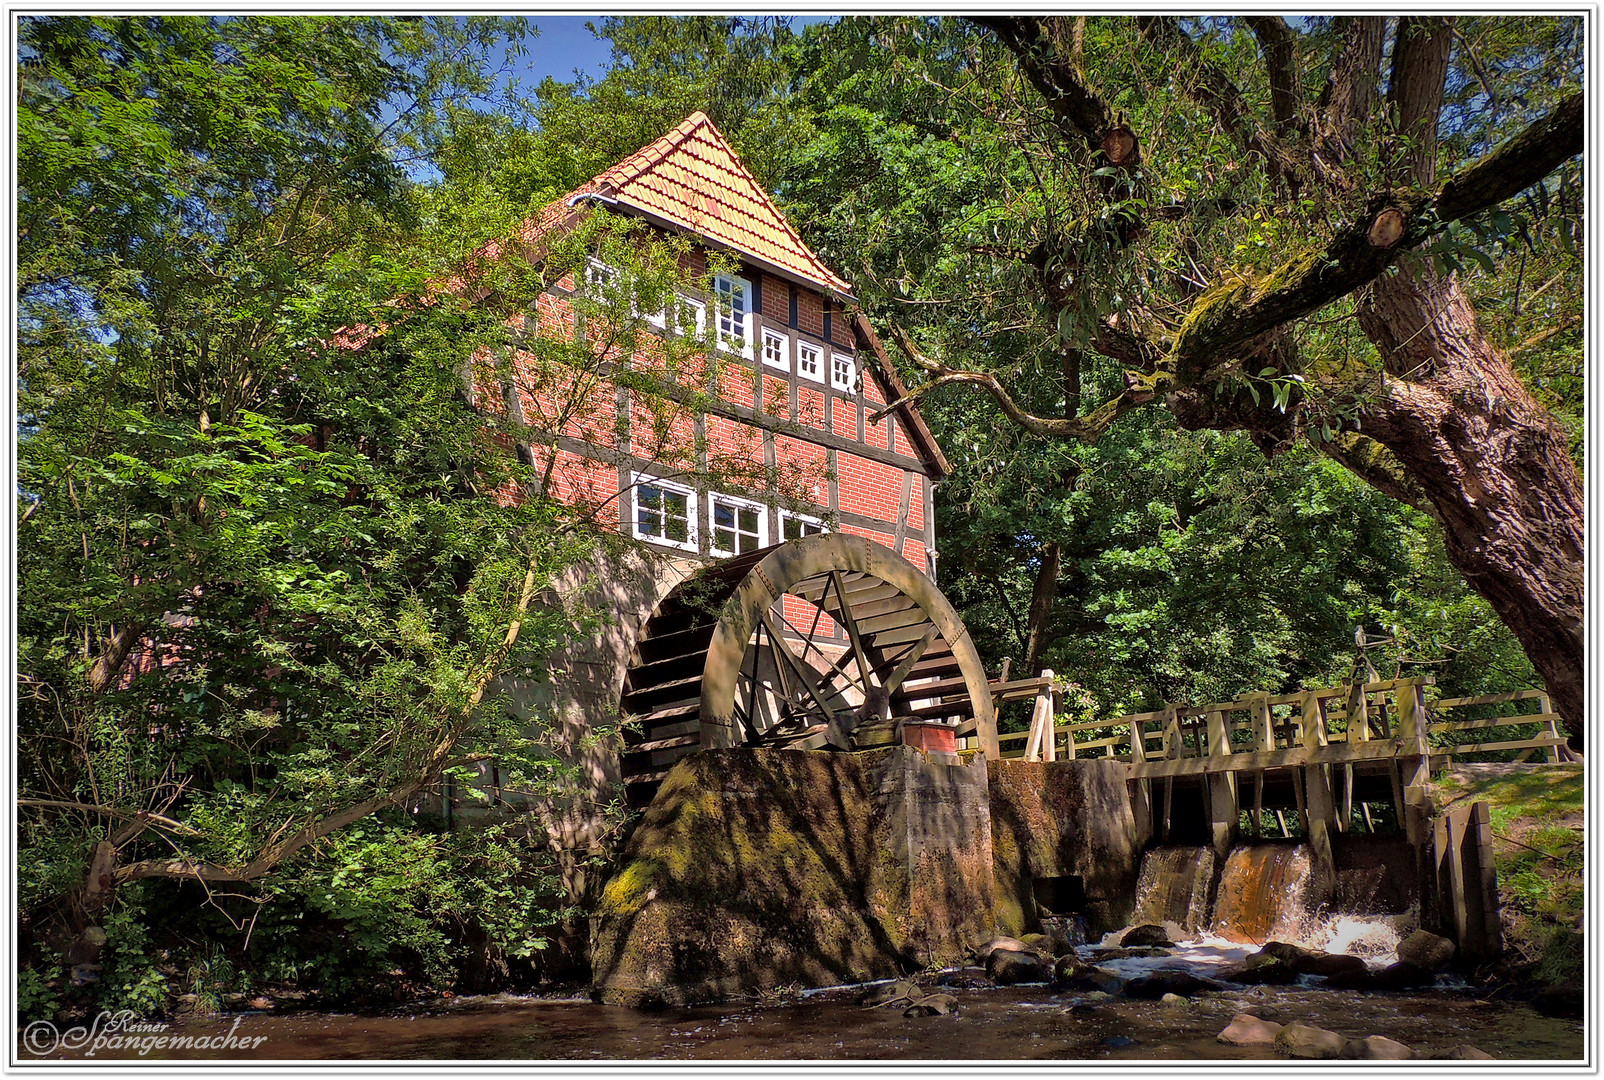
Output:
[
  {"xmin": 591, "ymin": 747, "xmax": 997, "ymax": 1006},
  {"xmin": 987, "ymin": 759, "xmax": 1140, "ymax": 938}
]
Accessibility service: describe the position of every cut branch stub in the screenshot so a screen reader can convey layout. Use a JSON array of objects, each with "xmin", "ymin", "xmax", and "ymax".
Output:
[
  {"xmin": 1101, "ymin": 124, "xmax": 1140, "ymax": 166},
  {"xmin": 1367, "ymin": 208, "xmax": 1407, "ymax": 249}
]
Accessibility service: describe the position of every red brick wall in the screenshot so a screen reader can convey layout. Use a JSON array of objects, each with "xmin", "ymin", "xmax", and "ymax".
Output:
[
  {"xmin": 475, "ymin": 232, "xmax": 938, "ymax": 575},
  {"xmin": 837, "ymin": 453, "xmax": 903, "ymax": 525}
]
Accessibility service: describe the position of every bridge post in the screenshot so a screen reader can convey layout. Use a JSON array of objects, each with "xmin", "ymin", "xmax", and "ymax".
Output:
[
  {"xmin": 1298, "ymin": 690, "xmax": 1338, "ymax": 888},
  {"xmin": 1205, "ymin": 708, "xmax": 1237, "ymax": 856},
  {"xmin": 1128, "ymin": 715, "xmax": 1153, "ymax": 849},
  {"xmin": 1398, "ymin": 678, "xmax": 1433, "ymax": 847}
]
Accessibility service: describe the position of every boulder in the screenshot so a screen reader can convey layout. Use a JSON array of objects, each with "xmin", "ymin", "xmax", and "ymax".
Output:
[
  {"xmin": 987, "ymin": 948, "xmax": 1053, "ymax": 985},
  {"xmin": 1121, "ymin": 924, "xmax": 1174, "ymax": 947},
  {"xmin": 1275, "ymin": 1023, "xmax": 1349, "ymax": 1059},
  {"xmin": 1300, "ymin": 952, "xmax": 1369, "ymax": 980},
  {"xmin": 1052, "ymin": 956, "xmax": 1124, "ymax": 994},
  {"xmin": 1218, "ymin": 1013, "xmax": 1284, "ymax": 1046},
  {"xmin": 1257, "ymin": 941, "xmax": 1312, "ymax": 966},
  {"xmin": 1238, "ymin": 1004, "xmax": 1281, "ymax": 1021},
  {"xmin": 1018, "ymin": 933, "xmax": 1056, "ymax": 954},
  {"xmin": 1249, "ymin": 941, "xmax": 1366, "ymax": 980},
  {"xmin": 1435, "ymin": 1044, "xmax": 1495, "ymax": 1060},
  {"xmin": 1396, "ymin": 929, "xmax": 1456, "ymax": 973},
  {"xmin": 1124, "ymin": 971, "xmax": 1223, "ymax": 999},
  {"xmin": 861, "ymin": 979, "xmax": 922, "ymax": 1008},
  {"xmin": 1222, "ymin": 953, "xmax": 1299, "ymax": 985},
  {"xmin": 903, "ymin": 993, "xmax": 957, "ymax": 1018},
  {"xmin": 1322, "ymin": 960, "xmax": 1430, "ymax": 991},
  {"xmin": 935, "ymin": 969, "xmax": 991, "ymax": 990},
  {"xmin": 1086, "ymin": 946, "xmax": 1170, "ymax": 960},
  {"xmin": 970, "ymin": 936, "xmax": 1037, "ymax": 962},
  {"xmin": 1158, "ymin": 992, "xmax": 1189, "ymax": 1009},
  {"xmin": 1341, "ymin": 1035, "xmax": 1415, "ymax": 1060}
]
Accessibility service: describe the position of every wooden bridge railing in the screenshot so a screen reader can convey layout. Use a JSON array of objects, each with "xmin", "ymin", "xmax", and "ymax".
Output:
[{"xmin": 960, "ymin": 676, "xmax": 1566, "ymax": 767}]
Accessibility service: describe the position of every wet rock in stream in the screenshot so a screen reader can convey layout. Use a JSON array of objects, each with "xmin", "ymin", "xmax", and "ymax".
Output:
[
  {"xmin": 903, "ymin": 994, "xmax": 957, "ymax": 1018},
  {"xmin": 1120, "ymin": 924, "xmax": 1174, "ymax": 948},
  {"xmin": 1217, "ymin": 1013, "xmax": 1283, "ymax": 1045},
  {"xmin": 1341, "ymin": 1034, "xmax": 1415, "ymax": 1060},
  {"xmin": 1275, "ymin": 1022, "xmax": 1348, "ymax": 1059},
  {"xmin": 1123, "ymin": 972, "xmax": 1223, "ymax": 999},
  {"xmin": 987, "ymin": 948, "xmax": 1053, "ymax": 985}
]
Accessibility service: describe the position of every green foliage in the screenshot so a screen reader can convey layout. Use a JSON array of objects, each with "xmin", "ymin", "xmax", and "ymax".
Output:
[{"xmin": 1435, "ymin": 766, "xmax": 1582, "ymax": 986}]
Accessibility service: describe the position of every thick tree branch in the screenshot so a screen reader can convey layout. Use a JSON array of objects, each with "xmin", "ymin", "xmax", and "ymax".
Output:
[
  {"xmin": 1244, "ymin": 16, "xmax": 1305, "ymax": 140},
  {"xmin": 1319, "ymin": 433, "xmax": 1440, "ymax": 519},
  {"xmin": 87, "ymin": 622, "xmax": 145, "ymax": 696},
  {"xmin": 1136, "ymin": 17, "xmax": 1307, "ymax": 191},
  {"xmin": 1316, "ymin": 16, "xmax": 1386, "ymax": 178},
  {"xmin": 1386, "ymin": 17, "xmax": 1454, "ymax": 188},
  {"xmin": 972, "ymin": 16, "xmax": 1118, "ymax": 158},
  {"xmin": 875, "ymin": 321, "xmax": 1154, "ymax": 441},
  {"xmin": 1162, "ymin": 92, "xmax": 1582, "ymax": 382}
]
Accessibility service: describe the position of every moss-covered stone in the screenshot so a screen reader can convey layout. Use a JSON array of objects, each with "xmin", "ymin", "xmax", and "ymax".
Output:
[
  {"xmin": 591, "ymin": 747, "xmax": 996, "ymax": 1006},
  {"xmin": 988, "ymin": 759, "xmax": 1139, "ymax": 938}
]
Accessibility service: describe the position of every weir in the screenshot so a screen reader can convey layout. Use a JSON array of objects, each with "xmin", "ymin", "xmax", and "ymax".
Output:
[{"xmin": 592, "ymin": 539, "xmax": 1531, "ymax": 1004}]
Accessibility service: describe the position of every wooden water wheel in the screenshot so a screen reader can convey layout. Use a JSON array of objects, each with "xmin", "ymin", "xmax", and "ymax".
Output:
[{"xmin": 618, "ymin": 533, "xmax": 999, "ymax": 807}]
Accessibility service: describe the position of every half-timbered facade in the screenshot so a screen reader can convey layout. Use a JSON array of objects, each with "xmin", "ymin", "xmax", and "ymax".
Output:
[{"xmin": 499, "ymin": 112, "xmax": 950, "ymax": 653}]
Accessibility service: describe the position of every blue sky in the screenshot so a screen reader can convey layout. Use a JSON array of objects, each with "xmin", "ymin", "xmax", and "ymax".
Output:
[
  {"xmin": 515, "ymin": 16, "xmax": 615, "ymax": 87},
  {"xmin": 506, "ymin": 14, "xmax": 835, "ymax": 94}
]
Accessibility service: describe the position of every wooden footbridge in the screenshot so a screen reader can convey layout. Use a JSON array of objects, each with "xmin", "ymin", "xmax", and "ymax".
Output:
[{"xmin": 959, "ymin": 674, "xmax": 1567, "ymax": 860}]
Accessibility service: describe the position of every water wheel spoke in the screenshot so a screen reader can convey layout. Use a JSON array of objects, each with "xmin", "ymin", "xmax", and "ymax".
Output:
[
  {"xmin": 775, "ymin": 602, "xmax": 868, "ymax": 696},
  {"xmin": 830, "ymin": 570, "xmax": 881, "ymax": 693},
  {"xmin": 760, "ymin": 611, "xmax": 840, "ymax": 723},
  {"xmin": 883, "ymin": 625, "xmax": 940, "ymax": 699}
]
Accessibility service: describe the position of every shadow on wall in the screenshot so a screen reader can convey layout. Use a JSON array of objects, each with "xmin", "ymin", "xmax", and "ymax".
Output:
[
  {"xmin": 465, "ymin": 542, "xmax": 695, "ymax": 925},
  {"xmin": 987, "ymin": 759, "xmax": 1140, "ymax": 938},
  {"xmin": 590, "ymin": 748, "xmax": 918, "ymax": 1006}
]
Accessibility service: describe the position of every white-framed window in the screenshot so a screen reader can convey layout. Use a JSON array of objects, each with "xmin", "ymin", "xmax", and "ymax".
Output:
[
  {"xmin": 761, "ymin": 327, "xmax": 789, "ymax": 371},
  {"xmin": 779, "ymin": 510, "xmax": 828, "ymax": 542},
  {"xmin": 632, "ymin": 474, "xmax": 697, "ymax": 553},
  {"xmin": 713, "ymin": 273, "xmax": 753, "ymax": 356},
  {"xmin": 708, "ymin": 493, "xmax": 767, "ymax": 557},
  {"xmin": 672, "ymin": 295, "xmax": 706, "ymax": 338},
  {"xmin": 830, "ymin": 352, "xmax": 857, "ymax": 393},
  {"xmin": 797, "ymin": 340, "xmax": 824, "ymax": 383},
  {"xmin": 584, "ymin": 258, "xmax": 618, "ymax": 294}
]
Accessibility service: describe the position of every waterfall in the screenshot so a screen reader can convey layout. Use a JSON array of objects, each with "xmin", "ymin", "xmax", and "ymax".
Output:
[
  {"xmin": 1117, "ymin": 841, "xmax": 1410, "ymax": 969},
  {"xmin": 1129, "ymin": 846, "xmax": 1216, "ymax": 933},
  {"xmin": 1210, "ymin": 843, "xmax": 1317, "ymax": 944}
]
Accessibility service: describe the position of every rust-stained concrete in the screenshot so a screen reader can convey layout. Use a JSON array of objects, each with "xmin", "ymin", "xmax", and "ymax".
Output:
[
  {"xmin": 987, "ymin": 759, "xmax": 1140, "ymax": 938},
  {"xmin": 592, "ymin": 749, "xmax": 1138, "ymax": 1005}
]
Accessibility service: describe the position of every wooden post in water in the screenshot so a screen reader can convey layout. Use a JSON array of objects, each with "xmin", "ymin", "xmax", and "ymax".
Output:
[
  {"xmin": 1298, "ymin": 690, "xmax": 1339, "ymax": 891},
  {"xmin": 1129, "ymin": 714, "xmax": 1153, "ymax": 848},
  {"xmin": 1398, "ymin": 678, "xmax": 1433, "ymax": 847},
  {"xmin": 1205, "ymin": 707, "xmax": 1237, "ymax": 856},
  {"xmin": 1158, "ymin": 704, "xmax": 1178, "ymax": 843}
]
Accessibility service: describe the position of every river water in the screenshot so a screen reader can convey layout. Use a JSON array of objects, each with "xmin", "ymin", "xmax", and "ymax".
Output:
[{"xmin": 23, "ymin": 964, "xmax": 1582, "ymax": 1062}]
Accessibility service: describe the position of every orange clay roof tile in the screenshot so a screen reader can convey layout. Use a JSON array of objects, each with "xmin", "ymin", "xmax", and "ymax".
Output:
[{"xmin": 564, "ymin": 111, "xmax": 853, "ymax": 296}]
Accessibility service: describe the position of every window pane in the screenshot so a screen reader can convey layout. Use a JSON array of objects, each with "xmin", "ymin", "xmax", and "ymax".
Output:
[
  {"xmin": 739, "ymin": 507, "xmax": 759, "ymax": 532},
  {"xmin": 714, "ymin": 503, "xmax": 735, "ymax": 529}
]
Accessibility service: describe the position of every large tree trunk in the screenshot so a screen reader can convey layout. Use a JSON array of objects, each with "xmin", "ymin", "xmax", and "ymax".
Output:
[{"xmin": 1357, "ymin": 261, "xmax": 1585, "ymax": 742}]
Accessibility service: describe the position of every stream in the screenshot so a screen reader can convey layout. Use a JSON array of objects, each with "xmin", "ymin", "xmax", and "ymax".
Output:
[{"xmin": 22, "ymin": 958, "xmax": 1582, "ymax": 1062}]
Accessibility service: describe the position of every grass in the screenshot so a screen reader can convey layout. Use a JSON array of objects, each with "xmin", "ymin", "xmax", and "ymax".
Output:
[{"xmin": 1434, "ymin": 764, "xmax": 1583, "ymax": 988}]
